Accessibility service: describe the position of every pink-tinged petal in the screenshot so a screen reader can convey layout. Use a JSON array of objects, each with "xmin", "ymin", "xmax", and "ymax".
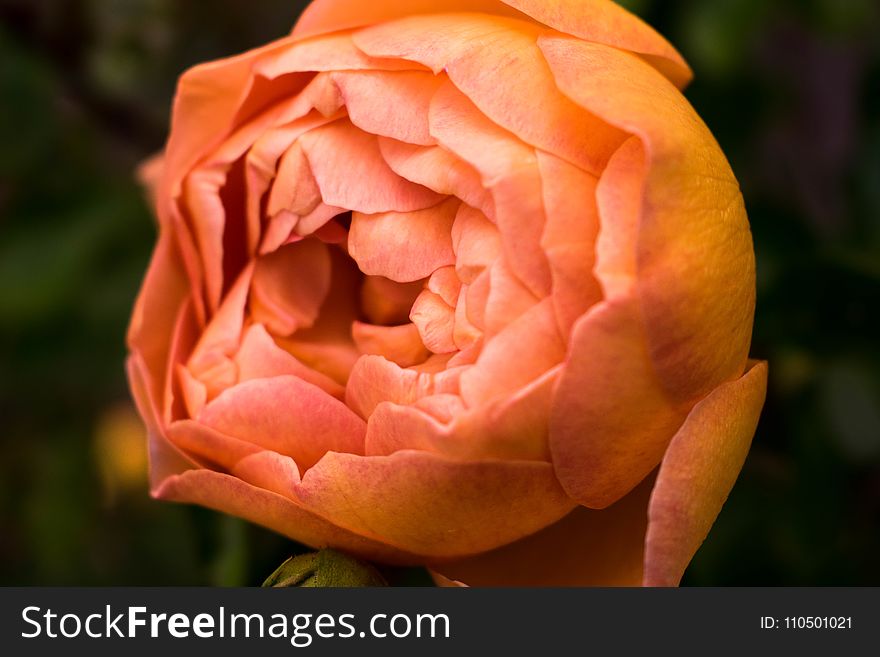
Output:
[
  {"xmin": 464, "ymin": 268, "xmax": 490, "ymax": 330},
  {"xmin": 247, "ymin": 112, "xmax": 345, "ymax": 254},
  {"xmin": 167, "ymin": 419, "xmax": 262, "ymax": 472},
  {"xmin": 352, "ymin": 321, "xmax": 430, "ymax": 368},
  {"xmin": 453, "ymin": 284, "xmax": 482, "ymax": 350},
  {"xmin": 550, "ymin": 295, "xmax": 690, "ymax": 508},
  {"xmin": 292, "ymin": 0, "xmax": 690, "ymax": 87},
  {"xmin": 594, "ymin": 136, "xmax": 643, "ymax": 299},
  {"xmin": 427, "ymin": 266, "xmax": 462, "ymax": 307},
  {"xmin": 483, "ymin": 257, "xmax": 539, "ymax": 337},
  {"xmin": 298, "ymin": 120, "xmax": 443, "ymax": 214},
  {"xmin": 127, "ymin": 233, "xmax": 191, "ymax": 408},
  {"xmin": 187, "ymin": 263, "xmax": 253, "ymax": 387},
  {"xmin": 235, "ymin": 323, "xmax": 346, "ymax": 400},
  {"xmin": 154, "ymin": 467, "xmax": 422, "ymax": 565},
  {"xmin": 267, "ymin": 142, "xmax": 321, "ymax": 217},
  {"xmin": 293, "ymin": 450, "xmax": 576, "ymax": 557},
  {"xmin": 345, "ymin": 354, "xmax": 463, "ymax": 419},
  {"xmin": 503, "ymin": 0, "xmax": 691, "ymax": 87},
  {"xmin": 540, "ymin": 37, "xmax": 755, "ymax": 405},
  {"xmin": 198, "ymin": 375, "xmax": 366, "ymax": 472},
  {"xmin": 291, "ymin": 0, "xmax": 528, "ymax": 40},
  {"xmin": 429, "ymin": 81, "xmax": 551, "ymax": 296},
  {"xmin": 332, "ymin": 70, "xmax": 441, "ymax": 146},
  {"xmin": 176, "ymin": 364, "xmax": 208, "ymax": 418},
  {"xmin": 367, "ymin": 366, "xmax": 558, "ymax": 462},
  {"xmin": 451, "ymin": 203, "xmax": 501, "ymax": 284},
  {"xmin": 379, "ymin": 138, "xmax": 494, "ymax": 219},
  {"xmin": 538, "ymin": 151, "xmax": 603, "ymax": 335},
  {"xmin": 277, "ymin": 248, "xmax": 363, "ymax": 385},
  {"xmin": 355, "ymin": 14, "xmax": 624, "ymax": 174},
  {"xmin": 644, "ymin": 361, "xmax": 767, "ymax": 586},
  {"xmin": 410, "ymin": 289, "xmax": 457, "ymax": 354},
  {"xmin": 260, "ymin": 210, "xmax": 300, "ymax": 256},
  {"xmin": 160, "ymin": 39, "xmax": 290, "ymax": 204},
  {"xmin": 297, "ymin": 204, "xmax": 347, "ymax": 238},
  {"xmin": 257, "ymin": 32, "xmax": 429, "ymax": 78},
  {"xmin": 430, "ymin": 473, "xmax": 654, "ymax": 586},
  {"xmin": 181, "ymin": 165, "xmax": 230, "ymax": 312},
  {"xmin": 348, "ymin": 198, "xmax": 458, "ymax": 282},
  {"xmin": 360, "ymin": 276, "xmax": 425, "ymax": 326},
  {"xmin": 460, "ymin": 298, "xmax": 564, "ymax": 406},
  {"xmin": 250, "ymin": 239, "xmax": 331, "ymax": 337},
  {"xmin": 127, "ymin": 354, "xmax": 199, "ymax": 491}
]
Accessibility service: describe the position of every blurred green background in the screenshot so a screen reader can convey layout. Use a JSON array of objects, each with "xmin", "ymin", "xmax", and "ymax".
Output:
[{"xmin": 1, "ymin": 0, "xmax": 878, "ymax": 586}]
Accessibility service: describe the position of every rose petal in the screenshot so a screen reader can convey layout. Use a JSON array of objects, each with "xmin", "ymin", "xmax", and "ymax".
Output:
[
  {"xmin": 352, "ymin": 321, "xmax": 430, "ymax": 368},
  {"xmin": 348, "ymin": 197, "xmax": 459, "ymax": 282},
  {"xmin": 540, "ymin": 37, "xmax": 755, "ymax": 404},
  {"xmin": 154, "ymin": 467, "xmax": 421, "ymax": 565},
  {"xmin": 550, "ymin": 295, "xmax": 689, "ymax": 508},
  {"xmin": 250, "ymin": 238, "xmax": 331, "ymax": 336},
  {"xmin": 538, "ymin": 150, "xmax": 603, "ymax": 334},
  {"xmin": 332, "ymin": 70, "xmax": 442, "ymax": 146},
  {"xmin": 235, "ymin": 323, "xmax": 346, "ymax": 399},
  {"xmin": 293, "ymin": 450, "xmax": 576, "ymax": 557},
  {"xmin": 410, "ymin": 289, "xmax": 457, "ymax": 354},
  {"xmin": 430, "ymin": 473, "xmax": 655, "ymax": 586},
  {"xmin": 198, "ymin": 375, "xmax": 366, "ymax": 472},
  {"xmin": 460, "ymin": 298, "xmax": 564, "ymax": 406},
  {"xmin": 379, "ymin": 138, "xmax": 494, "ymax": 218},
  {"xmin": 298, "ymin": 120, "xmax": 443, "ymax": 214},
  {"xmin": 429, "ymin": 81, "xmax": 551, "ymax": 297},
  {"xmin": 354, "ymin": 13, "xmax": 624, "ymax": 174},
  {"xmin": 644, "ymin": 361, "xmax": 767, "ymax": 586}
]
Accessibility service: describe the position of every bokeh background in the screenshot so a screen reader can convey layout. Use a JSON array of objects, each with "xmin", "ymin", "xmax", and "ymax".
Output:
[{"xmin": 1, "ymin": 0, "xmax": 878, "ymax": 586}]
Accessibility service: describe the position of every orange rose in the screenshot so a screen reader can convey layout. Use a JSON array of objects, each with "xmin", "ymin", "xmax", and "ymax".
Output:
[{"xmin": 127, "ymin": 0, "xmax": 766, "ymax": 586}]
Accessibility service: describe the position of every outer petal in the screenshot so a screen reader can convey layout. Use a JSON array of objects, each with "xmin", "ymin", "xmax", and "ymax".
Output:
[
  {"xmin": 430, "ymin": 473, "xmax": 654, "ymax": 586},
  {"xmin": 154, "ymin": 466, "xmax": 421, "ymax": 565},
  {"xmin": 644, "ymin": 361, "xmax": 767, "ymax": 586},
  {"xmin": 291, "ymin": 0, "xmax": 690, "ymax": 87},
  {"xmin": 540, "ymin": 37, "xmax": 756, "ymax": 405},
  {"xmin": 550, "ymin": 296, "xmax": 689, "ymax": 508},
  {"xmin": 293, "ymin": 450, "xmax": 576, "ymax": 557}
]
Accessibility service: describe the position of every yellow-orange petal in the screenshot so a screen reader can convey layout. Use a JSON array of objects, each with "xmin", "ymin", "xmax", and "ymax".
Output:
[
  {"xmin": 550, "ymin": 295, "xmax": 689, "ymax": 508},
  {"xmin": 353, "ymin": 13, "xmax": 622, "ymax": 174},
  {"xmin": 154, "ymin": 467, "xmax": 422, "ymax": 565},
  {"xmin": 430, "ymin": 473, "xmax": 654, "ymax": 586},
  {"xmin": 293, "ymin": 450, "xmax": 576, "ymax": 557},
  {"xmin": 503, "ymin": 0, "xmax": 691, "ymax": 87},
  {"xmin": 644, "ymin": 361, "xmax": 767, "ymax": 586},
  {"xmin": 540, "ymin": 37, "xmax": 755, "ymax": 405}
]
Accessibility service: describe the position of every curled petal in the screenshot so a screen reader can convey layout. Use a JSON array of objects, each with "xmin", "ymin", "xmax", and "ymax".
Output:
[
  {"xmin": 644, "ymin": 361, "xmax": 767, "ymax": 586},
  {"xmin": 198, "ymin": 375, "xmax": 366, "ymax": 472},
  {"xmin": 550, "ymin": 296, "xmax": 689, "ymax": 508},
  {"xmin": 293, "ymin": 450, "xmax": 576, "ymax": 557},
  {"xmin": 540, "ymin": 36, "xmax": 755, "ymax": 404},
  {"xmin": 348, "ymin": 197, "xmax": 459, "ymax": 282}
]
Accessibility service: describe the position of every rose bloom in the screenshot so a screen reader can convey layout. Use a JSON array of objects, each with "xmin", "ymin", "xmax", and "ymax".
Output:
[{"xmin": 128, "ymin": 0, "xmax": 767, "ymax": 586}]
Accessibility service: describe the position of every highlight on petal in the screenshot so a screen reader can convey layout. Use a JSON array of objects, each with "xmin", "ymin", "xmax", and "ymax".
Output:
[{"xmin": 644, "ymin": 361, "xmax": 768, "ymax": 586}]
